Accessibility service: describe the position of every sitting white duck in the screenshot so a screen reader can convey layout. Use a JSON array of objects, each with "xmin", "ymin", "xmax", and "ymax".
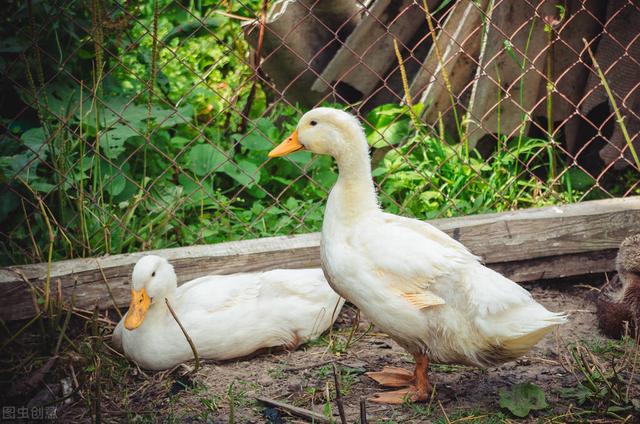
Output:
[
  {"xmin": 112, "ymin": 255, "xmax": 344, "ymax": 370},
  {"xmin": 268, "ymin": 107, "xmax": 567, "ymax": 403}
]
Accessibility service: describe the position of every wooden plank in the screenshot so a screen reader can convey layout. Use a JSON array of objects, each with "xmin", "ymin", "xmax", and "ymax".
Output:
[
  {"xmin": 490, "ymin": 249, "xmax": 618, "ymax": 282},
  {"xmin": 242, "ymin": 0, "xmax": 362, "ymax": 107},
  {"xmin": 411, "ymin": 0, "xmax": 488, "ymax": 136},
  {"xmin": 531, "ymin": 0, "xmax": 605, "ymax": 153},
  {"xmin": 465, "ymin": 0, "xmax": 558, "ymax": 148},
  {"xmin": 431, "ymin": 196, "xmax": 640, "ymax": 263},
  {"xmin": 310, "ymin": 0, "xmax": 436, "ymax": 100},
  {"xmin": 1, "ymin": 197, "xmax": 638, "ymax": 321}
]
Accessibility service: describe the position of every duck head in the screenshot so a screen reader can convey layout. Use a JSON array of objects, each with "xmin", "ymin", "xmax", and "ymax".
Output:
[
  {"xmin": 125, "ymin": 255, "xmax": 177, "ymax": 330},
  {"xmin": 268, "ymin": 107, "xmax": 368, "ymax": 160}
]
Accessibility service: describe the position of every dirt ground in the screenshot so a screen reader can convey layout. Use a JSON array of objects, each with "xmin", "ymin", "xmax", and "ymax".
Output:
[
  {"xmin": 5, "ymin": 278, "xmax": 638, "ymax": 423},
  {"xmin": 74, "ymin": 280, "xmax": 640, "ymax": 422}
]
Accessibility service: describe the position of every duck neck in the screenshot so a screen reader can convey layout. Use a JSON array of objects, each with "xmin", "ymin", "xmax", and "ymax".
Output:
[{"xmin": 328, "ymin": 139, "xmax": 379, "ymax": 224}]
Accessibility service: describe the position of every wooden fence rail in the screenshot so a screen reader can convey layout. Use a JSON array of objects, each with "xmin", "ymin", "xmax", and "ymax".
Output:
[{"xmin": 1, "ymin": 197, "xmax": 638, "ymax": 321}]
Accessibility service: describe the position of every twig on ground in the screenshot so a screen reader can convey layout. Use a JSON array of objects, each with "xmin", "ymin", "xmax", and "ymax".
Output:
[
  {"xmin": 256, "ymin": 396, "xmax": 331, "ymax": 423},
  {"xmin": 284, "ymin": 359, "xmax": 337, "ymax": 372},
  {"xmin": 96, "ymin": 259, "xmax": 122, "ymax": 318},
  {"xmin": 438, "ymin": 399, "xmax": 451, "ymax": 424},
  {"xmin": 165, "ymin": 298, "xmax": 200, "ymax": 373},
  {"xmin": 332, "ymin": 363, "xmax": 347, "ymax": 424},
  {"xmin": 359, "ymin": 397, "xmax": 368, "ymax": 424}
]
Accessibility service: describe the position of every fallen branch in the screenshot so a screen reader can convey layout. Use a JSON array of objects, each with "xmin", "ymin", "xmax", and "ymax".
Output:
[
  {"xmin": 256, "ymin": 396, "xmax": 331, "ymax": 423},
  {"xmin": 360, "ymin": 397, "xmax": 368, "ymax": 424},
  {"xmin": 165, "ymin": 298, "xmax": 200, "ymax": 373},
  {"xmin": 332, "ymin": 364, "xmax": 347, "ymax": 424}
]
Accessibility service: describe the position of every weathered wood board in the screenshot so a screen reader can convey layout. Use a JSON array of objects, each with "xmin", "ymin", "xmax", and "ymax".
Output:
[
  {"xmin": 531, "ymin": 0, "xmax": 606, "ymax": 152},
  {"xmin": 310, "ymin": 0, "xmax": 437, "ymax": 101},
  {"xmin": 243, "ymin": 0, "xmax": 362, "ymax": 107},
  {"xmin": 1, "ymin": 197, "xmax": 638, "ymax": 321},
  {"xmin": 411, "ymin": 0, "xmax": 488, "ymax": 136},
  {"xmin": 465, "ymin": 0, "xmax": 559, "ymax": 148}
]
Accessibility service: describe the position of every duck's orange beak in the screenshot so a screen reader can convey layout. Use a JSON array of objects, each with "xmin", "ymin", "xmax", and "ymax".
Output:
[
  {"xmin": 268, "ymin": 130, "xmax": 303, "ymax": 157},
  {"xmin": 124, "ymin": 288, "xmax": 151, "ymax": 330}
]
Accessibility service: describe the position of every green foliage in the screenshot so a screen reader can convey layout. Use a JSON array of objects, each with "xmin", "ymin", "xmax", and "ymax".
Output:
[
  {"xmin": 558, "ymin": 341, "xmax": 637, "ymax": 416},
  {"xmin": 1, "ymin": 1, "xmax": 637, "ymax": 266},
  {"xmin": 499, "ymin": 383, "xmax": 548, "ymax": 417}
]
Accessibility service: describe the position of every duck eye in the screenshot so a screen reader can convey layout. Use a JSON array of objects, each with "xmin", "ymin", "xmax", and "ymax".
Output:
[
  {"xmin": 310, "ymin": 120, "xmax": 317, "ymax": 126},
  {"xmin": 151, "ymin": 271, "xmax": 156, "ymax": 277}
]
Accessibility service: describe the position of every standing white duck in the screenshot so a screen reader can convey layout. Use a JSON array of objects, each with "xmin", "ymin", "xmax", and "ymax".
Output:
[
  {"xmin": 112, "ymin": 255, "xmax": 344, "ymax": 370},
  {"xmin": 268, "ymin": 107, "xmax": 567, "ymax": 403}
]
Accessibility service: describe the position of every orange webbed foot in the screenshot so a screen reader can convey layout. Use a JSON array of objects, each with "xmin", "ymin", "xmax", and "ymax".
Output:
[{"xmin": 366, "ymin": 366, "xmax": 414, "ymax": 387}]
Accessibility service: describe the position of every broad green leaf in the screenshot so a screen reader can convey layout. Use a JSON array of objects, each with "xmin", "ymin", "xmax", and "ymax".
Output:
[
  {"xmin": 239, "ymin": 132, "xmax": 271, "ymax": 151},
  {"xmin": 101, "ymin": 161, "xmax": 128, "ymax": 197},
  {"xmin": 499, "ymin": 383, "xmax": 548, "ymax": 417},
  {"xmin": 153, "ymin": 105, "xmax": 193, "ymax": 128},
  {"xmin": 178, "ymin": 174, "xmax": 215, "ymax": 206},
  {"xmin": 288, "ymin": 150, "xmax": 312, "ymax": 164},
  {"xmin": 565, "ymin": 167, "xmax": 596, "ymax": 191},
  {"xmin": 368, "ymin": 119, "xmax": 410, "ymax": 148},
  {"xmin": 188, "ymin": 144, "xmax": 227, "ymax": 176},
  {"xmin": 365, "ymin": 104, "xmax": 406, "ymax": 133},
  {"xmin": 101, "ymin": 125, "xmax": 138, "ymax": 159},
  {"xmin": 21, "ymin": 127, "xmax": 48, "ymax": 161},
  {"xmin": 223, "ymin": 159, "xmax": 260, "ymax": 186},
  {"xmin": 30, "ymin": 180, "xmax": 56, "ymax": 194}
]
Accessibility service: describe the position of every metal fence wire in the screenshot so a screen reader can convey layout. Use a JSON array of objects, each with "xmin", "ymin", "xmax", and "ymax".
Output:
[{"xmin": 1, "ymin": 0, "xmax": 639, "ymax": 266}]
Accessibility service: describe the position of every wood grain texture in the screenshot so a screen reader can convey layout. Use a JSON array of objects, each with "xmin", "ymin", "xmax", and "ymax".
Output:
[
  {"xmin": 412, "ymin": 0, "xmax": 488, "ymax": 133},
  {"xmin": 311, "ymin": 0, "xmax": 434, "ymax": 98},
  {"xmin": 465, "ymin": 0, "xmax": 558, "ymax": 148},
  {"xmin": 1, "ymin": 197, "xmax": 638, "ymax": 320}
]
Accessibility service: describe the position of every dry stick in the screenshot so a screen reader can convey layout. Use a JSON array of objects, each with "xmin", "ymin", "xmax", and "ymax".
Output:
[
  {"xmin": 392, "ymin": 39, "xmax": 421, "ymax": 130},
  {"xmin": 422, "ymin": 0, "xmax": 463, "ymax": 140},
  {"xmin": 238, "ymin": 0, "xmax": 268, "ymax": 134},
  {"xmin": 438, "ymin": 399, "xmax": 452, "ymax": 424},
  {"xmin": 256, "ymin": 396, "xmax": 331, "ymax": 424},
  {"xmin": 626, "ymin": 338, "xmax": 638, "ymax": 401},
  {"xmin": 35, "ymin": 194, "xmax": 55, "ymax": 315},
  {"xmin": 332, "ymin": 363, "xmax": 347, "ymax": 424},
  {"xmin": 583, "ymin": 39, "xmax": 640, "ymax": 170},
  {"xmin": 359, "ymin": 397, "xmax": 368, "ymax": 424},
  {"xmin": 95, "ymin": 260, "xmax": 122, "ymax": 318},
  {"xmin": 164, "ymin": 298, "xmax": 200, "ymax": 373}
]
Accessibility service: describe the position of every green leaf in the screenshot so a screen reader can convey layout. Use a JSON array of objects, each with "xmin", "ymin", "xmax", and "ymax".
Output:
[
  {"xmin": 21, "ymin": 127, "xmax": 48, "ymax": 160},
  {"xmin": 238, "ymin": 132, "xmax": 271, "ymax": 151},
  {"xmin": 153, "ymin": 105, "xmax": 193, "ymax": 128},
  {"xmin": 499, "ymin": 383, "xmax": 548, "ymax": 417},
  {"xmin": 101, "ymin": 125, "xmax": 138, "ymax": 159},
  {"xmin": 368, "ymin": 119, "xmax": 410, "ymax": 148},
  {"xmin": 365, "ymin": 104, "xmax": 406, "ymax": 132},
  {"xmin": 565, "ymin": 167, "xmax": 595, "ymax": 191},
  {"xmin": 223, "ymin": 159, "xmax": 260, "ymax": 186},
  {"xmin": 188, "ymin": 144, "xmax": 227, "ymax": 177},
  {"xmin": 559, "ymin": 384, "xmax": 592, "ymax": 405},
  {"xmin": 178, "ymin": 174, "xmax": 215, "ymax": 206},
  {"xmin": 0, "ymin": 36, "xmax": 28, "ymax": 53},
  {"xmin": 101, "ymin": 161, "xmax": 128, "ymax": 197},
  {"xmin": 288, "ymin": 150, "xmax": 312, "ymax": 164}
]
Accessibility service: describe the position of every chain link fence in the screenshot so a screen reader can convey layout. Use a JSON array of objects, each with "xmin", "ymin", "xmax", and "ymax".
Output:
[{"xmin": 1, "ymin": 0, "xmax": 639, "ymax": 266}]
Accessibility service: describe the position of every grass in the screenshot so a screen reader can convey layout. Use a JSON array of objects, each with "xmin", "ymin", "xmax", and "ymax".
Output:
[
  {"xmin": 3, "ymin": 1, "xmax": 639, "ymax": 266},
  {"xmin": 2, "ymin": 1, "xmax": 640, "ymax": 422},
  {"xmin": 1, "ymin": 283, "xmax": 639, "ymax": 422}
]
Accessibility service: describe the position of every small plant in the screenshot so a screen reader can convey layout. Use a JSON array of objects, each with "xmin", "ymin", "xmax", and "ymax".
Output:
[
  {"xmin": 559, "ymin": 340, "xmax": 637, "ymax": 418},
  {"xmin": 499, "ymin": 382, "xmax": 548, "ymax": 417}
]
